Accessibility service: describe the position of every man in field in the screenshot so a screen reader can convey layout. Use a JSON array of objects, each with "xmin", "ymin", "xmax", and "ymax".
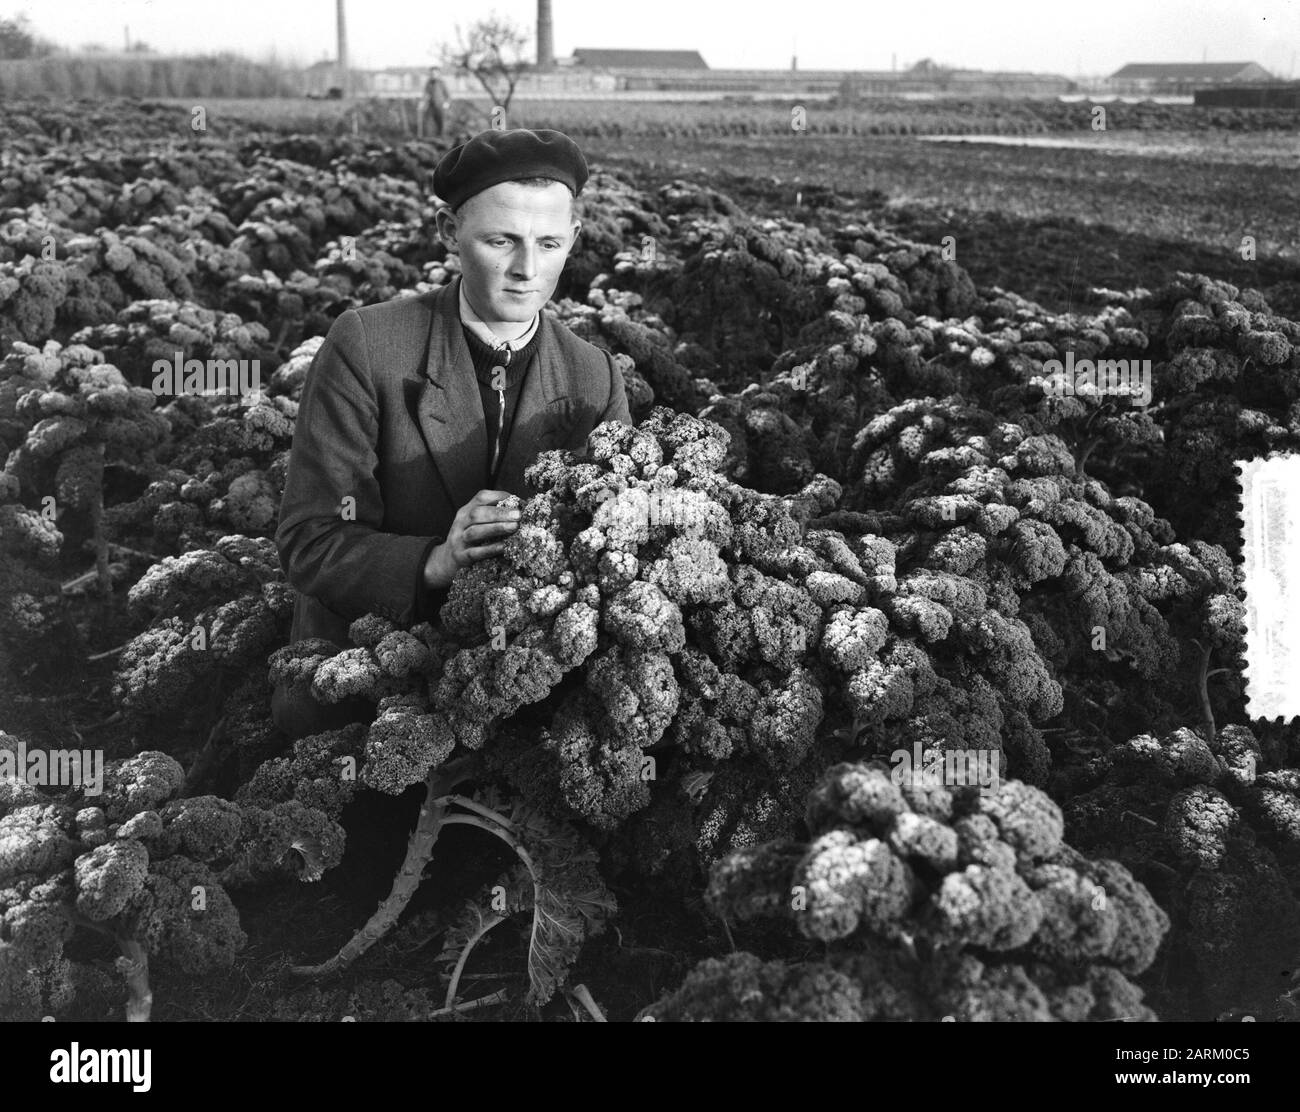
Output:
[
  {"xmin": 422, "ymin": 64, "xmax": 451, "ymax": 138},
  {"xmin": 273, "ymin": 128, "xmax": 631, "ymax": 739}
]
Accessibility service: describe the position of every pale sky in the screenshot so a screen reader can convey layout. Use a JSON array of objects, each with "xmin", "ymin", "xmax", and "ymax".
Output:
[{"xmin": 18, "ymin": 0, "xmax": 1300, "ymax": 79}]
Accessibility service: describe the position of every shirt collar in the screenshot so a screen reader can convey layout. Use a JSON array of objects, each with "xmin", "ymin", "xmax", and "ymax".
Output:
[{"xmin": 459, "ymin": 281, "xmax": 540, "ymax": 351}]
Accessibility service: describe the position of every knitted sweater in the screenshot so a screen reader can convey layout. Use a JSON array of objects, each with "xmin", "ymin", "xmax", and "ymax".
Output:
[{"xmin": 460, "ymin": 323, "xmax": 543, "ymax": 488}]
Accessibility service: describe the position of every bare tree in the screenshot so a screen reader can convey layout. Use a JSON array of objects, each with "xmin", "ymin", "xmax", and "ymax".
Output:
[
  {"xmin": 0, "ymin": 15, "xmax": 56, "ymax": 60},
  {"xmin": 440, "ymin": 13, "xmax": 532, "ymax": 123}
]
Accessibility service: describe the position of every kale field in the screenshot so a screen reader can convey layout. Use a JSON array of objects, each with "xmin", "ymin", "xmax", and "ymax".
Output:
[{"xmin": 2, "ymin": 96, "xmax": 1300, "ymax": 1025}]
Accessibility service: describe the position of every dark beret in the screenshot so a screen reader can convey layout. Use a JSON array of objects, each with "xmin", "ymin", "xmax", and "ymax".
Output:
[{"xmin": 433, "ymin": 128, "xmax": 588, "ymax": 211}]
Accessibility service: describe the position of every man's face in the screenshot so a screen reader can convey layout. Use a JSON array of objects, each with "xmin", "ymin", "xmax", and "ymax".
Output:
[{"xmin": 436, "ymin": 180, "xmax": 580, "ymax": 324}]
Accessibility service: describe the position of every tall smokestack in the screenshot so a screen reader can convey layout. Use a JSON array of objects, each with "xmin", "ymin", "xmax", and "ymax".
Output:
[
  {"xmin": 537, "ymin": 0, "xmax": 555, "ymax": 71},
  {"xmin": 336, "ymin": 0, "xmax": 349, "ymax": 95}
]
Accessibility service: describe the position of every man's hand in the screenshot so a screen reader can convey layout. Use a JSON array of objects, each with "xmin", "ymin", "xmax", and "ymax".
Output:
[{"xmin": 423, "ymin": 489, "xmax": 520, "ymax": 589}]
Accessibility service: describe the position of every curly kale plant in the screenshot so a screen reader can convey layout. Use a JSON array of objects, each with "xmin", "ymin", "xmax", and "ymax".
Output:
[
  {"xmin": 640, "ymin": 760, "xmax": 1169, "ymax": 1021},
  {"xmin": 112, "ymin": 535, "xmax": 293, "ymax": 727},
  {"xmin": 1, "ymin": 340, "xmax": 170, "ymax": 595},
  {"xmin": 1064, "ymin": 722, "xmax": 1300, "ymax": 1018},
  {"xmin": 265, "ymin": 407, "xmax": 1083, "ymax": 999},
  {"xmin": 0, "ymin": 737, "xmax": 342, "ymax": 1021}
]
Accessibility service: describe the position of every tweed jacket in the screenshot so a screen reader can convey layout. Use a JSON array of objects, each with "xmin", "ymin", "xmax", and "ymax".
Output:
[{"xmin": 275, "ymin": 274, "xmax": 632, "ymax": 648}]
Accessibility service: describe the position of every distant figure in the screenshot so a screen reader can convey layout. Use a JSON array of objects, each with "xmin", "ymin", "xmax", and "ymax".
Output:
[{"xmin": 423, "ymin": 65, "xmax": 451, "ymax": 138}]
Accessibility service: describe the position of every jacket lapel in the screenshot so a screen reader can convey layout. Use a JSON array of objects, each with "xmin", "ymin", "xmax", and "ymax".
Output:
[
  {"xmin": 417, "ymin": 275, "xmax": 487, "ymax": 513},
  {"xmin": 416, "ymin": 275, "xmax": 570, "ymax": 509}
]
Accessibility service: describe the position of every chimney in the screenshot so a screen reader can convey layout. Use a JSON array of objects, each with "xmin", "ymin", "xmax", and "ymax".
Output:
[
  {"xmin": 537, "ymin": 0, "xmax": 555, "ymax": 72},
  {"xmin": 336, "ymin": 0, "xmax": 349, "ymax": 95}
]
